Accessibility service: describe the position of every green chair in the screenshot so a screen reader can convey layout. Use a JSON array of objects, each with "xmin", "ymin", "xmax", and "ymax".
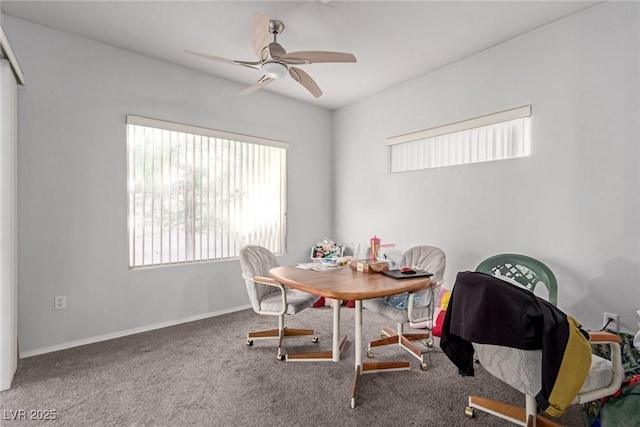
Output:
[
  {"xmin": 475, "ymin": 253, "xmax": 557, "ymax": 306},
  {"xmin": 465, "ymin": 254, "xmax": 623, "ymax": 426}
]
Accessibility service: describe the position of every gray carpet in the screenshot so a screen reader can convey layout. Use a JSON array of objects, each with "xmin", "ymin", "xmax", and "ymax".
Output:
[{"xmin": 1, "ymin": 307, "xmax": 585, "ymax": 426}]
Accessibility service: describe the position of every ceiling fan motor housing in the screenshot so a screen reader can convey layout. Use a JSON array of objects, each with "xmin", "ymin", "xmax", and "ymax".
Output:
[{"xmin": 262, "ymin": 61, "xmax": 288, "ymax": 79}]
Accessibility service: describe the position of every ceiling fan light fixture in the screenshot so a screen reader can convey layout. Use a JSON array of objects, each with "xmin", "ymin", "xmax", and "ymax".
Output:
[{"xmin": 262, "ymin": 61, "xmax": 288, "ymax": 79}]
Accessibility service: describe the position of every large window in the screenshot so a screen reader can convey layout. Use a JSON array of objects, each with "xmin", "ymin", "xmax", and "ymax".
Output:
[
  {"xmin": 388, "ymin": 105, "xmax": 531, "ymax": 173},
  {"xmin": 127, "ymin": 115, "xmax": 287, "ymax": 268}
]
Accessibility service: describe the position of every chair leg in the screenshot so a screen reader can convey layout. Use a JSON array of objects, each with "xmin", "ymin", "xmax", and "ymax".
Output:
[
  {"xmin": 277, "ymin": 316, "xmax": 285, "ymax": 359},
  {"xmin": 382, "ymin": 325, "xmax": 398, "ymax": 338},
  {"xmin": 369, "ymin": 335, "xmax": 399, "ymax": 348},
  {"xmin": 466, "ymin": 395, "xmax": 562, "ymax": 427},
  {"xmin": 400, "ymin": 335, "xmax": 425, "ymax": 362},
  {"xmin": 246, "ymin": 314, "xmax": 315, "ymax": 360},
  {"xmin": 403, "ymin": 333, "xmax": 430, "ymax": 341},
  {"xmin": 367, "ymin": 323, "xmax": 430, "ymax": 366},
  {"xmin": 381, "ymin": 324, "xmax": 428, "ymax": 342},
  {"xmin": 525, "ymin": 395, "xmax": 537, "ymax": 427}
]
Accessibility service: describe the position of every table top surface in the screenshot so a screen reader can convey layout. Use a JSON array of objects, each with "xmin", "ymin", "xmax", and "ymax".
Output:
[{"xmin": 269, "ymin": 265, "xmax": 434, "ymax": 301}]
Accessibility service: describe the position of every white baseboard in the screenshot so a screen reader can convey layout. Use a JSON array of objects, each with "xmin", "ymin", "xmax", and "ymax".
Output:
[{"xmin": 20, "ymin": 304, "xmax": 252, "ymax": 359}]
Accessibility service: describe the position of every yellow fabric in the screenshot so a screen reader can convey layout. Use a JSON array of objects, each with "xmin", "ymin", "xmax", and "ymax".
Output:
[
  {"xmin": 440, "ymin": 291, "xmax": 451, "ymax": 309},
  {"xmin": 543, "ymin": 315, "xmax": 592, "ymax": 417}
]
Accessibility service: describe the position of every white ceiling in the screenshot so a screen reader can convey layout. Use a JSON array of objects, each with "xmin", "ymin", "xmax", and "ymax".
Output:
[{"xmin": 1, "ymin": 0, "xmax": 599, "ymax": 110}]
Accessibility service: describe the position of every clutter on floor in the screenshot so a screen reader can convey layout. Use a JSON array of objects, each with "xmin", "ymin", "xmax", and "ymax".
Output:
[{"xmin": 583, "ymin": 331, "xmax": 640, "ymax": 426}]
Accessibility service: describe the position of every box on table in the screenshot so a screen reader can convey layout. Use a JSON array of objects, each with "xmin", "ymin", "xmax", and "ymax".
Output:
[{"xmin": 351, "ymin": 259, "xmax": 390, "ymax": 273}]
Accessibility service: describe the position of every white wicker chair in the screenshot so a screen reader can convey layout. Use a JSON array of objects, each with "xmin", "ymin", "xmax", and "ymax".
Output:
[
  {"xmin": 363, "ymin": 245, "xmax": 445, "ymax": 370},
  {"xmin": 239, "ymin": 245, "xmax": 318, "ymax": 360}
]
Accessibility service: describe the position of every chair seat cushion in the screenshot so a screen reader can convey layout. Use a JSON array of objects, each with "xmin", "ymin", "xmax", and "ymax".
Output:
[
  {"xmin": 473, "ymin": 344, "xmax": 614, "ymax": 398},
  {"xmin": 581, "ymin": 354, "xmax": 614, "ymax": 394},
  {"xmin": 259, "ymin": 288, "xmax": 317, "ymax": 315},
  {"xmin": 363, "ymin": 298, "xmax": 432, "ymax": 324}
]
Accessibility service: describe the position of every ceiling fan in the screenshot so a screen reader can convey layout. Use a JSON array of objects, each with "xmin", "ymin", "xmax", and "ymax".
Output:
[{"xmin": 186, "ymin": 12, "xmax": 357, "ymax": 98}]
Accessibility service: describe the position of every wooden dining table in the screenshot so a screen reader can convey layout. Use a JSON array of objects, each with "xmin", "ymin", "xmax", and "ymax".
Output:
[{"xmin": 269, "ymin": 265, "xmax": 434, "ymax": 408}]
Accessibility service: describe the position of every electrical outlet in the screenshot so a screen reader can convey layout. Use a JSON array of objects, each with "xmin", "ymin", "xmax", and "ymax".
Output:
[
  {"xmin": 603, "ymin": 312, "xmax": 619, "ymax": 332},
  {"xmin": 54, "ymin": 296, "xmax": 66, "ymax": 310}
]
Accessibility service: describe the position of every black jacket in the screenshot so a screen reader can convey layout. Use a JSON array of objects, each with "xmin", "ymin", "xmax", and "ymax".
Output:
[{"xmin": 440, "ymin": 271, "xmax": 591, "ymax": 417}]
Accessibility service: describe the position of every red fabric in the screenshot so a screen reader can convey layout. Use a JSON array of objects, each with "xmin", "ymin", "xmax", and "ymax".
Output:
[
  {"xmin": 432, "ymin": 310, "xmax": 447, "ymax": 337},
  {"xmin": 312, "ymin": 297, "xmax": 326, "ymax": 308},
  {"xmin": 312, "ymin": 297, "xmax": 356, "ymax": 308}
]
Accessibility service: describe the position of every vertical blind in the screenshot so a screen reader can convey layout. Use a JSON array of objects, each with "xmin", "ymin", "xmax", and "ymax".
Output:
[
  {"xmin": 126, "ymin": 115, "xmax": 287, "ymax": 268},
  {"xmin": 387, "ymin": 106, "xmax": 531, "ymax": 173}
]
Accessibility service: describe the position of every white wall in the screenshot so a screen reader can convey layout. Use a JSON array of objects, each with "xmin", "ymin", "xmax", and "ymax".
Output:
[
  {"xmin": 333, "ymin": 2, "xmax": 640, "ymax": 332},
  {"xmin": 2, "ymin": 15, "xmax": 333, "ymax": 356}
]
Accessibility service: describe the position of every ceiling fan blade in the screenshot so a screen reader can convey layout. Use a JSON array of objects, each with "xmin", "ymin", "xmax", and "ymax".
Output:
[
  {"xmin": 268, "ymin": 42, "xmax": 286, "ymax": 59},
  {"xmin": 185, "ymin": 49, "xmax": 261, "ymax": 70},
  {"xmin": 289, "ymin": 67, "xmax": 322, "ymax": 98},
  {"xmin": 251, "ymin": 12, "xmax": 270, "ymax": 58},
  {"xmin": 280, "ymin": 51, "xmax": 357, "ymax": 64},
  {"xmin": 239, "ymin": 76, "xmax": 273, "ymax": 96}
]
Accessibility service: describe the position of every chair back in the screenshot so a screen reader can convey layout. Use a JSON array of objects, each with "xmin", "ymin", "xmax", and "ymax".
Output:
[
  {"xmin": 476, "ymin": 253, "xmax": 557, "ymax": 306},
  {"xmin": 402, "ymin": 246, "xmax": 446, "ymax": 310},
  {"xmin": 239, "ymin": 245, "xmax": 280, "ymax": 312},
  {"xmin": 402, "ymin": 246, "xmax": 446, "ymax": 285}
]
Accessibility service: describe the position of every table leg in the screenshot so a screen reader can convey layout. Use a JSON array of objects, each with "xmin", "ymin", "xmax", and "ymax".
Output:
[
  {"xmin": 350, "ymin": 300, "xmax": 411, "ymax": 408},
  {"xmin": 333, "ymin": 301, "xmax": 341, "ymax": 362},
  {"xmin": 351, "ymin": 300, "xmax": 363, "ymax": 408},
  {"xmin": 355, "ymin": 300, "xmax": 363, "ymax": 366},
  {"xmin": 286, "ymin": 302, "xmax": 347, "ymax": 362}
]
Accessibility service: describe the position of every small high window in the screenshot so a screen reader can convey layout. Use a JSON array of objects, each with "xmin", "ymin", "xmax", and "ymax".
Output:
[{"xmin": 387, "ymin": 105, "xmax": 531, "ymax": 173}]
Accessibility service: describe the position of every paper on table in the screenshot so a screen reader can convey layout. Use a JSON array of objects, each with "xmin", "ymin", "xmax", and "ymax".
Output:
[{"xmin": 296, "ymin": 262, "xmax": 346, "ymax": 272}]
